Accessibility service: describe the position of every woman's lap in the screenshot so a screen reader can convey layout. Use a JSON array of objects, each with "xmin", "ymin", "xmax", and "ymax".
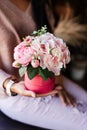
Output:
[{"xmin": 0, "ymin": 77, "xmax": 87, "ymax": 130}]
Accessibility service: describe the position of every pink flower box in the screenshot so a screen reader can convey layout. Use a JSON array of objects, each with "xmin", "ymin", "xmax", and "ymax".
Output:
[{"xmin": 24, "ymin": 72, "xmax": 55, "ymax": 94}]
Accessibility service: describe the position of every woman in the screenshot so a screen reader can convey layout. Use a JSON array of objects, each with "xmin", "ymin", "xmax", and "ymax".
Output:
[
  {"xmin": 0, "ymin": 0, "xmax": 73, "ymax": 104},
  {"xmin": 0, "ymin": 0, "xmax": 87, "ymax": 130}
]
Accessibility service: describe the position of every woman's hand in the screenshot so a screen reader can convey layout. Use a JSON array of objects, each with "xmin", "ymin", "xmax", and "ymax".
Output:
[
  {"xmin": 11, "ymin": 81, "xmax": 75, "ymax": 107},
  {"xmin": 36, "ymin": 85, "xmax": 75, "ymax": 107},
  {"xmin": 55, "ymin": 85, "xmax": 75, "ymax": 107},
  {"xmin": 11, "ymin": 81, "xmax": 36, "ymax": 97}
]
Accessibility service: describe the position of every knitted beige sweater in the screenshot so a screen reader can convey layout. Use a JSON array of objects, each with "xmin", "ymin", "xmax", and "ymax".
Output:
[{"xmin": 0, "ymin": 0, "xmax": 36, "ymax": 93}]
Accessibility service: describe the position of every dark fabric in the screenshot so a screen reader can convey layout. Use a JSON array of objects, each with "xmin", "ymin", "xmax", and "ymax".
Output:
[{"xmin": 0, "ymin": 111, "xmax": 46, "ymax": 130}]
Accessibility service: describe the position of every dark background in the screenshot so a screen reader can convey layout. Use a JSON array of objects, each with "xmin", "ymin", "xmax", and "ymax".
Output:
[{"xmin": 52, "ymin": 0, "xmax": 87, "ymax": 90}]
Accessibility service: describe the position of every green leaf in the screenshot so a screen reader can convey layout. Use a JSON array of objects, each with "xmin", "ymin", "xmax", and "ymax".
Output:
[
  {"xmin": 19, "ymin": 66, "xmax": 27, "ymax": 77},
  {"xmin": 27, "ymin": 65, "xmax": 39, "ymax": 79},
  {"xmin": 38, "ymin": 67, "xmax": 54, "ymax": 80},
  {"xmin": 39, "ymin": 67, "xmax": 47, "ymax": 80}
]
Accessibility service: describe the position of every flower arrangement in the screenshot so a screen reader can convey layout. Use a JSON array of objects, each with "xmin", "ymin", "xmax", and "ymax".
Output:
[
  {"xmin": 12, "ymin": 26, "xmax": 70, "ymax": 93},
  {"xmin": 13, "ymin": 26, "xmax": 70, "ymax": 80}
]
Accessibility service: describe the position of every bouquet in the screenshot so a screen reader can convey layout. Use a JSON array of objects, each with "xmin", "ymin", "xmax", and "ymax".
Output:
[{"xmin": 13, "ymin": 26, "xmax": 70, "ymax": 94}]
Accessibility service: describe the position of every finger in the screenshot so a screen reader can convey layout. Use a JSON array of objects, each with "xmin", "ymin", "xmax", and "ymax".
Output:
[
  {"xmin": 50, "ymin": 90, "xmax": 58, "ymax": 96},
  {"xmin": 58, "ymin": 91, "xmax": 67, "ymax": 106},
  {"xmin": 22, "ymin": 90, "xmax": 36, "ymax": 97},
  {"xmin": 51, "ymin": 85, "xmax": 63, "ymax": 97},
  {"xmin": 36, "ymin": 90, "xmax": 58, "ymax": 97},
  {"xmin": 63, "ymin": 91, "xmax": 75, "ymax": 107},
  {"xmin": 51, "ymin": 85, "xmax": 62, "ymax": 97}
]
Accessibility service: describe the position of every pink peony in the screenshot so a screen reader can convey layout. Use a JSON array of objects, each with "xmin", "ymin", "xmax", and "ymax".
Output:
[{"xmin": 13, "ymin": 42, "xmax": 35, "ymax": 66}]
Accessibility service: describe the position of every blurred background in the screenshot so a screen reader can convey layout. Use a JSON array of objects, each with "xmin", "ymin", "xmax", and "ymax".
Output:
[{"xmin": 52, "ymin": 0, "xmax": 87, "ymax": 90}]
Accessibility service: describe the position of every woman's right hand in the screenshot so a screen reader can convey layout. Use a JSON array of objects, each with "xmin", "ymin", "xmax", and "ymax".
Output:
[{"xmin": 11, "ymin": 81, "xmax": 36, "ymax": 97}]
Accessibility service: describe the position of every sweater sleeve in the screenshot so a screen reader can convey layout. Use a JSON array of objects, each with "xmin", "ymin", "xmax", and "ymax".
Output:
[
  {"xmin": 0, "ymin": 10, "xmax": 20, "ymax": 96},
  {"xmin": 0, "ymin": 69, "xmax": 12, "ymax": 97},
  {"xmin": 0, "ymin": 69, "xmax": 11, "ymax": 89}
]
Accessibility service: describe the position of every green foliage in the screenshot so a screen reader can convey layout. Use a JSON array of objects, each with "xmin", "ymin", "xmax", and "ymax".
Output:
[
  {"xmin": 26, "ymin": 65, "xmax": 54, "ymax": 80},
  {"xmin": 32, "ymin": 25, "xmax": 47, "ymax": 36},
  {"xmin": 38, "ymin": 67, "xmax": 54, "ymax": 80},
  {"xmin": 27, "ymin": 65, "xmax": 39, "ymax": 79},
  {"xmin": 19, "ymin": 66, "xmax": 27, "ymax": 77}
]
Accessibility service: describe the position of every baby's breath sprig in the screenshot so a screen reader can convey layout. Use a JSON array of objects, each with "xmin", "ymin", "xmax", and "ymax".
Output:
[{"xmin": 32, "ymin": 25, "xmax": 47, "ymax": 36}]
